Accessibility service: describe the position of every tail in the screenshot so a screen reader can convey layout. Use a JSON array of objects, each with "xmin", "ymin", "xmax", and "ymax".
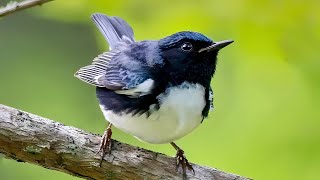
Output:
[{"xmin": 92, "ymin": 13, "xmax": 135, "ymax": 49}]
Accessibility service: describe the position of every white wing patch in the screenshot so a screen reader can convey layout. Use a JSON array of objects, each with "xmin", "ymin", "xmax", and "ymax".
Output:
[
  {"xmin": 74, "ymin": 51, "xmax": 117, "ymax": 87},
  {"xmin": 115, "ymin": 78, "xmax": 154, "ymax": 98}
]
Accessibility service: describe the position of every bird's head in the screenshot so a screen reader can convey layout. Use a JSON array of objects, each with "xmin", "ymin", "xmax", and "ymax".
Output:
[{"xmin": 158, "ymin": 31, "xmax": 233, "ymax": 86}]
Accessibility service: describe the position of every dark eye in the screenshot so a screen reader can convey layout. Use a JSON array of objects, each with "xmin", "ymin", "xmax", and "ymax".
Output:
[{"xmin": 181, "ymin": 42, "xmax": 193, "ymax": 52}]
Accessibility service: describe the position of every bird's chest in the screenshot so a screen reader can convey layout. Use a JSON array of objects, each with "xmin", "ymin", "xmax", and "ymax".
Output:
[{"xmin": 100, "ymin": 82, "xmax": 206, "ymax": 144}]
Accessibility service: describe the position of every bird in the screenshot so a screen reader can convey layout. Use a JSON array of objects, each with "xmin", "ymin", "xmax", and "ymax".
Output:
[{"xmin": 75, "ymin": 13, "xmax": 233, "ymax": 179}]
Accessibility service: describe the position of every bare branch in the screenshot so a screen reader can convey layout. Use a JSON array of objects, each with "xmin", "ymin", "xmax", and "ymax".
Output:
[
  {"xmin": 0, "ymin": 0, "xmax": 53, "ymax": 17},
  {"xmin": 0, "ymin": 104, "xmax": 250, "ymax": 180}
]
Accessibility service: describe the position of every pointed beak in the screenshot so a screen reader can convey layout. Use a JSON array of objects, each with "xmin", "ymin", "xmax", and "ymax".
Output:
[{"xmin": 198, "ymin": 40, "xmax": 234, "ymax": 53}]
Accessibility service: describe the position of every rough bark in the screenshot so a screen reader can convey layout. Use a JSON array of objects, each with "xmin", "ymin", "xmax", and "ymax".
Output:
[
  {"xmin": 0, "ymin": 104, "xmax": 250, "ymax": 180},
  {"xmin": 0, "ymin": 0, "xmax": 53, "ymax": 17}
]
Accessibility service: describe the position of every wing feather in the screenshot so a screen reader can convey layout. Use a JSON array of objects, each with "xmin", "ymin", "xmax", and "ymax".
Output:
[
  {"xmin": 74, "ymin": 51, "xmax": 115, "ymax": 87},
  {"xmin": 75, "ymin": 13, "xmax": 155, "ymax": 97}
]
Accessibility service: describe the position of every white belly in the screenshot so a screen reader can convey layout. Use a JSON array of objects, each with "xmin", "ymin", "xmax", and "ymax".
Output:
[{"xmin": 99, "ymin": 82, "xmax": 206, "ymax": 144}]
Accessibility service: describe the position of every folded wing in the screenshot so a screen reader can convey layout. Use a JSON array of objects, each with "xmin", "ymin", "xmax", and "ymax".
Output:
[{"xmin": 75, "ymin": 13, "xmax": 154, "ymax": 97}]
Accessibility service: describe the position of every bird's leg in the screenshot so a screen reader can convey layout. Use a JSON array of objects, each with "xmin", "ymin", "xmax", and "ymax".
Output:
[
  {"xmin": 96, "ymin": 123, "xmax": 112, "ymax": 166},
  {"xmin": 170, "ymin": 142, "xmax": 195, "ymax": 179}
]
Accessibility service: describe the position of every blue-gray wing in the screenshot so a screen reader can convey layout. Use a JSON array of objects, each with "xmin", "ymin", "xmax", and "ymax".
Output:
[
  {"xmin": 75, "ymin": 13, "xmax": 155, "ymax": 97},
  {"xmin": 75, "ymin": 50, "xmax": 153, "ymax": 97}
]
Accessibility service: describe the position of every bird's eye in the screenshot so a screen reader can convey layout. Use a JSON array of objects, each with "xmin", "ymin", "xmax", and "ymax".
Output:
[{"xmin": 181, "ymin": 42, "xmax": 193, "ymax": 52}]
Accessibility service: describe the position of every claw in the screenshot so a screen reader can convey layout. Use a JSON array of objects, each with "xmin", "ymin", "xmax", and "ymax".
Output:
[
  {"xmin": 171, "ymin": 142, "xmax": 195, "ymax": 179},
  {"xmin": 96, "ymin": 124, "xmax": 112, "ymax": 167},
  {"xmin": 175, "ymin": 149, "xmax": 195, "ymax": 174}
]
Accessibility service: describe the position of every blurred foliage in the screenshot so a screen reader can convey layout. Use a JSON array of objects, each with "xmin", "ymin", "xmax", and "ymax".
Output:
[{"xmin": 0, "ymin": 0, "xmax": 319, "ymax": 180}]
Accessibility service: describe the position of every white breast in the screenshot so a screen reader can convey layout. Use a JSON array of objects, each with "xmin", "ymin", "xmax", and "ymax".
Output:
[{"xmin": 100, "ymin": 82, "xmax": 206, "ymax": 144}]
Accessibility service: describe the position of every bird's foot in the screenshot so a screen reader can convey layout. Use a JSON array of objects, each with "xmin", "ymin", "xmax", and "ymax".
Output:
[
  {"xmin": 96, "ymin": 124, "xmax": 112, "ymax": 167},
  {"xmin": 174, "ymin": 148, "xmax": 195, "ymax": 179}
]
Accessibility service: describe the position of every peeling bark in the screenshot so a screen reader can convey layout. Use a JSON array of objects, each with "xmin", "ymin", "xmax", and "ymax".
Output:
[{"xmin": 0, "ymin": 104, "xmax": 250, "ymax": 180}]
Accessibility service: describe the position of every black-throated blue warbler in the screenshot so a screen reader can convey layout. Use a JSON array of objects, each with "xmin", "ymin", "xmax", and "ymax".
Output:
[{"xmin": 75, "ymin": 13, "xmax": 233, "ymax": 178}]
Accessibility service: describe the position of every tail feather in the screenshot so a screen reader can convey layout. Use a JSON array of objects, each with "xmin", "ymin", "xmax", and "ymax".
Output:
[{"xmin": 92, "ymin": 13, "xmax": 135, "ymax": 49}]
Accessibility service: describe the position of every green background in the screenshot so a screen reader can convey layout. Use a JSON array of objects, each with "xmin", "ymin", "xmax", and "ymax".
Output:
[{"xmin": 0, "ymin": 0, "xmax": 319, "ymax": 179}]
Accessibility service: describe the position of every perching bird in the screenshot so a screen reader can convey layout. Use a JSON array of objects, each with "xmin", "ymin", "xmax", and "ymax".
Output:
[{"xmin": 75, "ymin": 13, "xmax": 233, "ymax": 179}]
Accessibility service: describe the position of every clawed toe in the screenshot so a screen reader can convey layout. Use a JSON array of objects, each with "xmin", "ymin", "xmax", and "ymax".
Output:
[
  {"xmin": 171, "ymin": 142, "xmax": 195, "ymax": 179},
  {"xmin": 175, "ymin": 149, "xmax": 195, "ymax": 177},
  {"xmin": 96, "ymin": 124, "xmax": 112, "ymax": 166}
]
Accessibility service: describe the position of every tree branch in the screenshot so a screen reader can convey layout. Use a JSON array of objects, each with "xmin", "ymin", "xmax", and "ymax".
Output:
[
  {"xmin": 0, "ymin": 104, "xmax": 250, "ymax": 180},
  {"xmin": 0, "ymin": 0, "xmax": 53, "ymax": 17}
]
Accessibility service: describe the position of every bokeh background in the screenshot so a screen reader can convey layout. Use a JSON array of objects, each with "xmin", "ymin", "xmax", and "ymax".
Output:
[{"xmin": 0, "ymin": 0, "xmax": 319, "ymax": 179}]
